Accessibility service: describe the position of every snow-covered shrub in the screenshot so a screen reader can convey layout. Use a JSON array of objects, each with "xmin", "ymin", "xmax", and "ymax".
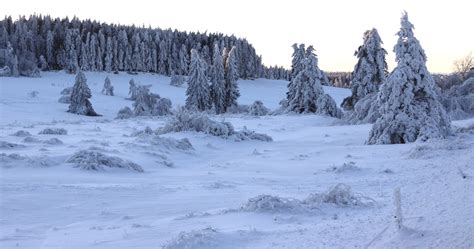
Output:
[
  {"xmin": 60, "ymin": 87, "xmax": 73, "ymax": 95},
  {"xmin": 154, "ymin": 98, "xmax": 173, "ymax": 116},
  {"xmin": 68, "ymin": 71, "xmax": 99, "ymax": 116},
  {"xmin": 160, "ymin": 108, "xmax": 272, "ymax": 141},
  {"xmin": 28, "ymin": 91, "xmax": 39, "ymax": 98},
  {"xmin": 455, "ymin": 123, "xmax": 474, "ymax": 134},
  {"xmin": 327, "ymin": 161, "xmax": 361, "ymax": 173},
  {"xmin": 0, "ymin": 141, "xmax": 26, "ymax": 149},
  {"xmin": 38, "ymin": 127, "xmax": 68, "ymax": 135},
  {"xmin": 115, "ymin": 106, "xmax": 133, "ymax": 119},
  {"xmin": 162, "ymin": 227, "xmax": 218, "ymax": 249},
  {"xmin": 304, "ymin": 183, "xmax": 375, "ymax": 207},
  {"xmin": 441, "ymin": 77, "xmax": 474, "ymax": 120},
  {"xmin": 23, "ymin": 137, "xmax": 63, "ymax": 145},
  {"xmin": 367, "ymin": 13, "xmax": 451, "ymax": 144},
  {"xmin": 234, "ymin": 127, "xmax": 273, "ymax": 142},
  {"xmin": 135, "ymin": 135, "xmax": 194, "ymax": 151},
  {"xmin": 0, "ymin": 153, "xmax": 57, "ymax": 168},
  {"xmin": 101, "ymin": 76, "xmax": 114, "ymax": 96},
  {"xmin": 11, "ymin": 130, "xmax": 32, "ymax": 137},
  {"xmin": 128, "ymin": 79, "xmax": 138, "ymax": 100},
  {"xmin": 226, "ymin": 104, "xmax": 249, "ymax": 114},
  {"xmin": 170, "ymin": 74, "xmax": 186, "ymax": 87},
  {"xmin": 133, "ymin": 84, "xmax": 172, "ymax": 116},
  {"xmin": 248, "ymin": 100, "xmax": 269, "ymax": 116},
  {"xmin": 241, "ymin": 195, "xmax": 304, "ymax": 213},
  {"xmin": 407, "ymin": 138, "xmax": 469, "ymax": 159},
  {"xmin": 345, "ymin": 93, "xmax": 380, "ymax": 124},
  {"xmin": 66, "ymin": 150, "xmax": 143, "ymax": 172},
  {"xmin": 58, "ymin": 95, "xmax": 71, "ymax": 104}
]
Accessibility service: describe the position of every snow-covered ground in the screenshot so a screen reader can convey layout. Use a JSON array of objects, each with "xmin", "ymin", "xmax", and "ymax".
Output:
[{"xmin": 0, "ymin": 72, "xmax": 473, "ymax": 248}]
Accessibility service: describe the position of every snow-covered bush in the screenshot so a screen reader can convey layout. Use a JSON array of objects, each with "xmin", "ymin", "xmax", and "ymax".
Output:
[
  {"xmin": 241, "ymin": 195, "xmax": 304, "ymax": 213},
  {"xmin": 58, "ymin": 95, "xmax": 71, "ymax": 104},
  {"xmin": 131, "ymin": 84, "xmax": 172, "ymax": 116},
  {"xmin": 441, "ymin": 77, "xmax": 474, "ymax": 120},
  {"xmin": 115, "ymin": 106, "xmax": 133, "ymax": 119},
  {"xmin": 226, "ymin": 104, "xmax": 249, "ymax": 114},
  {"xmin": 248, "ymin": 100, "xmax": 269, "ymax": 116},
  {"xmin": 170, "ymin": 74, "xmax": 186, "ymax": 87},
  {"xmin": 11, "ymin": 130, "xmax": 32, "ymax": 137},
  {"xmin": 345, "ymin": 93, "xmax": 380, "ymax": 124},
  {"xmin": 134, "ymin": 134, "xmax": 194, "ymax": 151},
  {"xmin": 128, "ymin": 79, "xmax": 138, "ymax": 100},
  {"xmin": 66, "ymin": 150, "xmax": 144, "ymax": 172},
  {"xmin": 367, "ymin": 13, "xmax": 451, "ymax": 144},
  {"xmin": 160, "ymin": 108, "xmax": 272, "ymax": 141},
  {"xmin": 38, "ymin": 127, "xmax": 68, "ymax": 135},
  {"xmin": 23, "ymin": 137, "xmax": 63, "ymax": 145},
  {"xmin": 154, "ymin": 98, "xmax": 173, "ymax": 116},
  {"xmin": 327, "ymin": 161, "xmax": 361, "ymax": 173},
  {"xmin": 305, "ymin": 183, "xmax": 375, "ymax": 207},
  {"xmin": 60, "ymin": 87, "xmax": 73, "ymax": 95},
  {"xmin": 162, "ymin": 227, "xmax": 219, "ymax": 249},
  {"xmin": 101, "ymin": 76, "xmax": 114, "ymax": 96},
  {"xmin": 68, "ymin": 71, "xmax": 99, "ymax": 116}
]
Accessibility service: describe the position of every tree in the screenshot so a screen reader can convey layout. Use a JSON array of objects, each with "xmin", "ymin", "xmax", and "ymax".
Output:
[
  {"xmin": 287, "ymin": 46, "xmax": 342, "ymax": 118},
  {"xmin": 68, "ymin": 71, "xmax": 98, "ymax": 116},
  {"xmin": 64, "ymin": 29, "xmax": 78, "ymax": 74},
  {"xmin": 185, "ymin": 49, "xmax": 211, "ymax": 111},
  {"xmin": 367, "ymin": 12, "xmax": 451, "ymax": 144},
  {"xmin": 209, "ymin": 43, "xmax": 226, "ymax": 114},
  {"xmin": 46, "ymin": 30, "xmax": 55, "ymax": 66},
  {"xmin": 342, "ymin": 28, "xmax": 387, "ymax": 111},
  {"xmin": 287, "ymin": 43, "xmax": 306, "ymax": 103},
  {"xmin": 102, "ymin": 76, "xmax": 114, "ymax": 96},
  {"xmin": 104, "ymin": 36, "xmax": 113, "ymax": 73},
  {"xmin": 453, "ymin": 52, "xmax": 473, "ymax": 80},
  {"xmin": 224, "ymin": 46, "xmax": 240, "ymax": 110},
  {"xmin": 128, "ymin": 79, "xmax": 138, "ymax": 100}
]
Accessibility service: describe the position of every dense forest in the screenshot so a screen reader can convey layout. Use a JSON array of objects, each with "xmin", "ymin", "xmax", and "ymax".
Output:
[{"xmin": 0, "ymin": 15, "xmax": 289, "ymax": 79}]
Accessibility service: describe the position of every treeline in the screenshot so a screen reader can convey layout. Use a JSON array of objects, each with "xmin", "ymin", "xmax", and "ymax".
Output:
[{"xmin": 0, "ymin": 14, "xmax": 289, "ymax": 79}]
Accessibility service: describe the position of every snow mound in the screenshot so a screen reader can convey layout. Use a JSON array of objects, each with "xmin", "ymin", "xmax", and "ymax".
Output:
[
  {"xmin": 455, "ymin": 123, "xmax": 474, "ymax": 134},
  {"xmin": 66, "ymin": 150, "xmax": 144, "ymax": 172},
  {"xmin": 115, "ymin": 106, "xmax": 134, "ymax": 119},
  {"xmin": 38, "ymin": 127, "xmax": 68, "ymax": 135},
  {"xmin": 11, "ymin": 130, "xmax": 32, "ymax": 137},
  {"xmin": 58, "ymin": 95, "xmax": 70, "ymax": 104},
  {"xmin": 241, "ymin": 195, "xmax": 306, "ymax": 213},
  {"xmin": 60, "ymin": 87, "xmax": 73, "ymax": 95},
  {"xmin": 0, "ymin": 153, "xmax": 58, "ymax": 168},
  {"xmin": 0, "ymin": 141, "xmax": 26, "ymax": 149},
  {"xmin": 135, "ymin": 134, "xmax": 194, "ymax": 151},
  {"xmin": 162, "ymin": 227, "xmax": 219, "ymax": 249},
  {"xmin": 160, "ymin": 108, "xmax": 272, "ymax": 141}
]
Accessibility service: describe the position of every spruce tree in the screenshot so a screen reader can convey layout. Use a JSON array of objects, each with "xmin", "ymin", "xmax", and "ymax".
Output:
[
  {"xmin": 342, "ymin": 28, "xmax": 387, "ymax": 111},
  {"xmin": 287, "ymin": 46, "xmax": 342, "ymax": 118},
  {"xmin": 101, "ymin": 76, "xmax": 114, "ymax": 96},
  {"xmin": 286, "ymin": 43, "xmax": 306, "ymax": 104},
  {"xmin": 210, "ymin": 43, "xmax": 226, "ymax": 114},
  {"xmin": 68, "ymin": 71, "xmax": 98, "ymax": 116},
  {"xmin": 185, "ymin": 49, "xmax": 211, "ymax": 111},
  {"xmin": 224, "ymin": 46, "xmax": 240, "ymax": 110},
  {"xmin": 367, "ymin": 12, "xmax": 451, "ymax": 144}
]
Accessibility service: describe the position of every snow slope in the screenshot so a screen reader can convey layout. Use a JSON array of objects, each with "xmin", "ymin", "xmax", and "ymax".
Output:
[{"xmin": 0, "ymin": 72, "xmax": 473, "ymax": 248}]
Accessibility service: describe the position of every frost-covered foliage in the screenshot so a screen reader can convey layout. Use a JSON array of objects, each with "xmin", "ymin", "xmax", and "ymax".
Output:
[
  {"xmin": 160, "ymin": 108, "xmax": 272, "ymax": 141},
  {"xmin": 342, "ymin": 28, "xmax": 387, "ymax": 111},
  {"xmin": 287, "ymin": 46, "xmax": 342, "ymax": 118},
  {"xmin": 186, "ymin": 49, "xmax": 211, "ymax": 111},
  {"xmin": 38, "ymin": 127, "xmax": 68, "ymax": 135},
  {"xmin": 170, "ymin": 74, "xmax": 186, "ymax": 87},
  {"xmin": 224, "ymin": 46, "xmax": 240, "ymax": 110},
  {"xmin": 128, "ymin": 79, "xmax": 138, "ymax": 100},
  {"xmin": 248, "ymin": 100, "xmax": 269, "ymax": 116},
  {"xmin": 115, "ymin": 107, "xmax": 133, "ymax": 119},
  {"xmin": 66, "ymin": 150, "xmax": 144, "ymax": 172},
  {"xmin": 68, "ymin": 71, "xmax": 99, "ymax": 116},
  {"xmin": 367, "ymin": 13, "xmax": 451, "ymax": 144},
  {"xmin": 101, "ymin": 76, "xmax": 114, "ymax": 96},
  {"xmin": 242, "ymin": 184, "xmax": 374, "ymax": 213},
  {"xmin": 133, "ymin": 85, "xmax": 172, "ymax": 116},
  {"xmin": 441, "ymin": 77, "xmax": 474, "ymax": 120},
  {"xmin": 11, "ymin": 130, "xmax": 32, "ymax": 137},
  {"xmin": 209, "ymin": 43, "xmax": 226, "ymax": 114},
  {"xmin": 162, "ymin": 227, "xmax": 219, "ymax": 249}
]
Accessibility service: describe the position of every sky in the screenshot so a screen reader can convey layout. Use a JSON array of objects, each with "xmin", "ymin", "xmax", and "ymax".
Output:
[{"xmin": 2, "ymin": 0, "xmax": 473, "ymax": 73}]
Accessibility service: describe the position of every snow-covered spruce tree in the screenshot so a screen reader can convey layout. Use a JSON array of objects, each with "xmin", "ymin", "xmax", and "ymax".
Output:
[
  {"xmin": 68, "ymin": 71, "xmax": 98, "ymax": 116},
  {"xmin": 65, "ymin": 29, "xmax": 78, "ymax": 74},
  {"xmin": 287, "ymin": 46, "xmax": 342, "ymax": 118},
  {"xmin": 248, "ymin": 100, "xmax": 269, "ymax": 116},
  {"xmin": 367, "ymin": 12, "xmax": 451, "ymax": 144},
  {"xmin": 133, "ymin": 85, "xmax": 157, "ymax": 115},
  {"xmin": 210, "ymin": 43, "xmax": 226, "ymax": 114},
  {"xmin": 342, "ymin": 28, "xmax": 387, "ymax": 111},
  {"xmin": 286, "ymin": 44, "xmax": 306, "ymax": 104},
  {"xmin": 185, "ymin": 49, "xmax": 211, "ymax": 111},
  {"xmin": 224, "ymin": 46, "xmax": 240, "ymax": 110},
  {"xmin": 128, "ymin": 79, "xmax": 138, "ymax": 100},
  {"xmin": 101, "ymin": 76, "xmax": 114, "ymax": 96}
]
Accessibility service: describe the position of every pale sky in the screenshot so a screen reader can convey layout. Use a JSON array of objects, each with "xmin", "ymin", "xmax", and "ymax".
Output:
[{"xmin": 2, "ymin": 0, "xmax": 473, "ymax": 73}]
